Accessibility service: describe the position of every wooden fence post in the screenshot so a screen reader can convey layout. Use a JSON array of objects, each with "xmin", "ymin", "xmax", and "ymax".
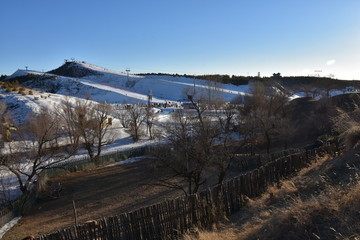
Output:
[{"xmin": 72, "ymin": 200, "xmax": 78, "ymax": 227}]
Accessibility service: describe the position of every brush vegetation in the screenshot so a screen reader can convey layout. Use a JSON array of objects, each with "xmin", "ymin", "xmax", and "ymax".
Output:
[{"xmin": 184, "ymin": 113, "xmax": 360, "ymax": 240}]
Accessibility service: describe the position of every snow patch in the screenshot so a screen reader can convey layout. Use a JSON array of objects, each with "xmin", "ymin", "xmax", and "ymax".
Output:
[
  {"xmin": 105, "ymin": 155, "xmax": 154, "ymax": 167},
  {"xmin": 0, "ymin": 217, "xmax": 21, "ymax": 238}
]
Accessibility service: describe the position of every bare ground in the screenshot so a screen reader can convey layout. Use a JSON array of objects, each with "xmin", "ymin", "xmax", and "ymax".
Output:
[{"xmin": 2, "ymin": 158, "xmax": 181, "ymax": 240}]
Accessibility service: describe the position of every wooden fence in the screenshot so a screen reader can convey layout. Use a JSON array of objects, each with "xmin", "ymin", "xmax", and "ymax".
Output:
[
  {"xmin": 45, "ymin": 146, "xmax": 149, "ymax": 178},
  {"xmin": 232, "ymin": 148, "xmax": 302, "ymax": 171},
  {"xmin": 35, "ymin": 144, "xmax": 337, "ymax": 240},
  {"xmin": 0, "ymin": 144, "xmax": 300, "ymax": 229}
]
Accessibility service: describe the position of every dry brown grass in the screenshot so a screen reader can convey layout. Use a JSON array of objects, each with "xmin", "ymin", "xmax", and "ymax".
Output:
[
  {"xmin": 2, "ymin": 159, "xmax": 181, "ymax": 240},
  {"xmin": 183, "ymin": 226, "xmax": 240, "ymax": 240},
  {"xmin": 183, "ymin": 153, "xmax": 360, "ymax": 240}
]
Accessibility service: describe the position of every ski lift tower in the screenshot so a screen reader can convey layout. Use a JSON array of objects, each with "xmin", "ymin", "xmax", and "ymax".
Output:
[{"xmin": 126, "ymin": 68, "xmax": 131, "ymax": 82}]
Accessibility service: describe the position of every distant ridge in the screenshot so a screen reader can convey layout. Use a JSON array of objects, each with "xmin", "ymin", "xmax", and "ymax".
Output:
[{"xmin": 48, "ymin": 61, "xmax": 101, "ymax": 78}]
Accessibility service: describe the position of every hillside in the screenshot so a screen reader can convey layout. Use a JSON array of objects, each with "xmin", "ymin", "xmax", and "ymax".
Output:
[
  {"xmin": 184, "ymin": 149, "xmax": 360, "ymax": 240},
  {"xmin": 5, "ymin": 61, "xmax": 250, "ymax": 104},
  {"xmin": 5, "ymin": 61, "xmax": 359, "ymax": 109},
  {"xmin": 285, "ymin": 93, "xmax": 360, "ymax": 143},
  {"xmin": 48, "ymin": 61, "xmax": 102, "ymax": 78}
]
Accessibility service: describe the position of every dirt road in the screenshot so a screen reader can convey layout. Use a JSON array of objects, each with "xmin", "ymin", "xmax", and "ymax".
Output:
[{"xmin": 3, "ymin": 158, "xmax": 180, "ymax": 240}]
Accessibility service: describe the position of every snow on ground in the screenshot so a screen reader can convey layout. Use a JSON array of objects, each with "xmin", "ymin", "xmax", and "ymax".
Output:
[
  {"xmin": 0, "ymin": 89, "xmax": 96, "ymax": 125},
  {"xmin": 0, "ymin": 93, "xmax": 173, "ymax": 204},
  {"xmin": 79, "ymin": 79, "xmax": 167, "ymax": 103},
  {"xmin": 105, "ymin": 155, "xmax": 154, "ymax": 167},
  {"xmin": 155, "ymin": 77, "xmax": 249, "ymax": 96},
  {"xmin": 0, "ymin": 217, "xmax": 21, "ymax": 238},
  {"xmin": 0, "ymin": 137, "xmax": 162, "ymax": 204},
  {"xmin": 6, "ymin": 69, "xmax": 44, "ymax": 79},
  {"xmin": 7, "ymin": 62, "xmax": 251, "ymax": 104},
  {"xmin": 75, "ymin": 72, "xmax": 249, "ymax": 103}
]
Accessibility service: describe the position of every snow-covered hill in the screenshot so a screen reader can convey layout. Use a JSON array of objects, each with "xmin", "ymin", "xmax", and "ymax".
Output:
[{"xmin": 7, "ymin": 61, "xmax": 250, "ymax": 104}]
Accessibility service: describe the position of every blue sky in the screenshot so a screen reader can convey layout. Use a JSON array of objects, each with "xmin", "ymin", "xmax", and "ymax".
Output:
[{"xmin": 1, "ymin": 0, "xmax": 359, "ymax": 79}]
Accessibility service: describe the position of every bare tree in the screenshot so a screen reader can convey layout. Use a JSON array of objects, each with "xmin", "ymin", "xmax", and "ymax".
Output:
[
  {"xmin": 210, "ymin": 103, "xmax": 241, "ymax": 184},
  {"xmin": 0, "ymin": 107, "xmax": 75, "ymax": 195},
  {"xmin": 237, "ymin": 108, "xmax": 259, "ymax": 155},
  {"xmin": 241, "ymin": 82, "xmax": 289, "ymax": 154},
  {"xmin": 154, "ymin": 104, "xmax": 224, "ymax": 195},
  {"xmin": 145, "ymin": 106, "xmax": 157, "ymax": 139},
  {"xmin": 296, "ymin": 84, "xmax": 320, "ymax": 99},
  {"xmin": 154, "ymin": 109, "xmax": 206, "ymax": 195},
  {"xmin": 197, "ymin": 81, "xmax": 225, "ymax": 109},
  {"xmin": 74, "ymin": 100, "xmax": 112, "ymax": 160},
  {"xmin": 275, "ymin": 116, "xmax": 296, "ymax": 150},
  {"xmin": 59, "ymin": 99, "xmax": 112, "ymax": 160},
  {"xmin": 127, "ymin": 105, "xmax": 146, "ymax": 141},
  {"xmin": 56, "ymin": 97, "xmax": 80, "ymax": 148},
  {"xmin": 216, "ymin": 103, "xmax": 237, "ymax": 133},
  {"xmin": 93, "ymin": 102, "xmax": 113, "ymax": 158},
  {"xmin": 113, "ymin": 104, "xmax": 130, "ymax": 128},
  {"xmin": 72, "ymin": 99, "xmax": 96, "ymax": 159},
  {"xmin": 211, "ymin": 136, "xmax": 237, "ymax": 185}
]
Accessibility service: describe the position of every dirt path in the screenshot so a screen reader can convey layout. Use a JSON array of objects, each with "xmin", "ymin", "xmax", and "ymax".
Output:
[{"xmin": 2, "ymin": 158, "xmax": 180, "ymax": 240}]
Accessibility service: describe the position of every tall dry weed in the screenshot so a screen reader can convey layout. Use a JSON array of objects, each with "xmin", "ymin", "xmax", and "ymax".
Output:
[{"xmin": 184, "ymin": 154, "xmax": 360, "ymax": 240}]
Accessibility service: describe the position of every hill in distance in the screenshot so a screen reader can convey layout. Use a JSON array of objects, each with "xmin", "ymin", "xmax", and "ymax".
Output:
[{"xmin": 5, "ymin": 61, "xmax": 250, "ymax": 104}]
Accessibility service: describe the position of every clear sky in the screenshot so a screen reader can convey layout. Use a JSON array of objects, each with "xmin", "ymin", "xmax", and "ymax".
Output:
[{"xmin": 1, "ymin": 0, "xmax": 359, "ymax": 79}]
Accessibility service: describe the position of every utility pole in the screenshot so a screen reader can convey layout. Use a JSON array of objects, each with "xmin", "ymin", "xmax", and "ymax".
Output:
[{"xmin": 148, "ymin": 89, "xmax": 152, "ymax": 107}]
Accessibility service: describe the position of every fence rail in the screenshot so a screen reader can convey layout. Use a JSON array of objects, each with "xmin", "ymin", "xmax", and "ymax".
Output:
[
  {"xmin": 45, "ymin": 146, "xmax": 149, "ymax": 178},
  {"xmin": 35, "ymin": 145, "xmax": 337, "ymax": 240}
]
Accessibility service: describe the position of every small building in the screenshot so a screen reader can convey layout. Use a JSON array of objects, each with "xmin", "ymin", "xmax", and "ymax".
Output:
[{"xmin": 272, "ymin": 72, "xmax": 282, "ymax": 78}]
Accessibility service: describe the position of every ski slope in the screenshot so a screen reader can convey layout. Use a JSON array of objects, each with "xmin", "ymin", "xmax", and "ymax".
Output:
[
  {"xmin": 79, "ymin": 79, "xmax": 167, "ymax": 103},
  {"xmin": 8, "ymin": 61, "xmax": 251, "ymax": 104}
]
